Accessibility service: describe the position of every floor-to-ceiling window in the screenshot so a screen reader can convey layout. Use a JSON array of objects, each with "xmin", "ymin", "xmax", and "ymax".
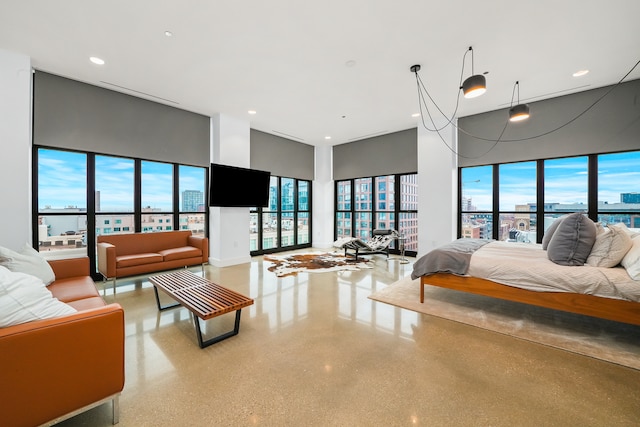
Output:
[
  {"xmin": 334, "ymin": 172, "xmax": 418, "ymax": 256},
  {"xmin": 459, "ymin": 150, "xmax": 640, "ymax": 242},
  {"xmin": 250, "ymin": 175, "xmax": 312, "ymax": 255},
  {"xmin": 34, "ymin": 147, "xmax": 208, "ymax": 278}
]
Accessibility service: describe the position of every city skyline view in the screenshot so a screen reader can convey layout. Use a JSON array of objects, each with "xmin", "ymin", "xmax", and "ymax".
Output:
[
  {"xmin": 38, "ymin": 149, "xmax": 205, "ymax": 212},
  {"xmin": 462, "ymin": 151, "xmax": 640, "ymax": 211}
]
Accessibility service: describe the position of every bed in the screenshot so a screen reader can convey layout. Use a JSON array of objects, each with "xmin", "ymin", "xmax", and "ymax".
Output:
[{"xmin": 411, "ymin": 238, "xmax": 640, "ymax": 326}]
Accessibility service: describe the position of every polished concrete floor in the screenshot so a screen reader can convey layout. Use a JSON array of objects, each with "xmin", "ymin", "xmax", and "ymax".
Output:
[{"xmin": 58, "ymin": 250, "xmax": 640, "ymax": 427}]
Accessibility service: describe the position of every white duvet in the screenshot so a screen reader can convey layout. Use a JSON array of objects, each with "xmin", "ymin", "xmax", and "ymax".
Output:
[{"xmin": 467, "ymin": 241, "xmax": 640, "ymax": 302}]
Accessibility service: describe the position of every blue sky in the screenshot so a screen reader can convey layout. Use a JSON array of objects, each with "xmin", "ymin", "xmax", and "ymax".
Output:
[
  {"xmin": 463, "ymin": 151, "xmax": 640, "ymax": 211},
  {"xmin": 38, "ymin": 148, "xmax": 640, "ymax": 212},
  {"xmin": 38, "ymin": 149, "xmax": 205, "ymax": 211}
]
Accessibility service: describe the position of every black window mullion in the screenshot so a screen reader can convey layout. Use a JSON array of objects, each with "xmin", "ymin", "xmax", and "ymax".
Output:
[
  {"xmin": 492, "ymin": 164, "xmax": 500, "ymax": 240},
  {"xmin": 173, "ymin": 164, "xmax": 179, "ymax": 231},
  {"xmin": 588, "ymin": 154, "xmax": 598, "ymax": 222},
  {"xmin": 87, "ymin": 154, "xmax": 97, "ymax": 276},
  {"xmin": 536, "ymin": 159, "xmax": 544, "ymax": 244},
  {"xmin": 134, "ymin": 159, "xmax": 142, "ymax": 232}
]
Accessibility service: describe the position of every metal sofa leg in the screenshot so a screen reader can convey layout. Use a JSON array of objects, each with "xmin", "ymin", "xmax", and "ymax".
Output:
[{"xmin": 112, "ymin": 395, "xmax": 120, "ymax": 425}]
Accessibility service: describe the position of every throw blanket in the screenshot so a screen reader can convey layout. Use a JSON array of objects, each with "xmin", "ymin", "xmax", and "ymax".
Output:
[{"xmin": 411, "ymin": 238, "xmax": 493, "ymax": 280}]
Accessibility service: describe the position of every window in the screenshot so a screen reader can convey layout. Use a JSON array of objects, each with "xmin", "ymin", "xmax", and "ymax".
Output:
[
  {"xmin": 460, "ymin": 165, "xmax": 493, "ymax": 240},
  {"xmin": 543, "ymin": 156, "xmax": 588, "ymax": 235},
  {"xmin": 179, "ymin": 165, "xmax": 206, "ymax": 237},
  {"xmin": 250, "ymin": 175, "xmax": 312, "ymax": 255},
  {"xmin": 334, "ymin": 172, "xmax": 418, "ymax": 256},
  {"xmin": 37, "ymin": 149, "xmax": 88, "ymax": 255},
  {"xmin": 458, "ymin": 150, "xmax": 640, "ymax": 242},
  {"xmin": 498, "ymin": 161, "xmax": 536, "ymax": 242},
  {"xmin": 597, "ymin": 151, "xmax": 640, "ymax": 227},
  {"xmin": 34, "ymin": 147, "xmax": 208, "ymax": 278}
]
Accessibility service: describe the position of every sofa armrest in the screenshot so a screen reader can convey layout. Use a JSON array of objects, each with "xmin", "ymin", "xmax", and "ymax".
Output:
[
  {"xmin": 97, "ymin": 242, "xmax": 117, "ymax": 278},
  {"xmin": 0, "ymin": 304, "xmax": 125, "ymax": 427},
  {"xmin": 48, "ymin": 257, "xmax": 90, "ymax": 279},
  {"xmin": 188, "ymin": 235, "xmax": 209, "ymax": 262}
]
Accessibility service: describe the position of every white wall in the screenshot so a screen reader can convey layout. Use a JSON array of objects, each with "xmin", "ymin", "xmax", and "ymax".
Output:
[
  {"xmin": 0, "ymin": 49, "xmax": 32, "ymax": 250},
  {"xmin": 209, "ymin": 113, "xmax": 252, "ymax": 267},
  {"xmin": 312, "ymin": 145, "xmax": 334, "ymax": 248},
  {"xmin": 417, "ymin": 123, "xmax": 458, "ymax": 258}
]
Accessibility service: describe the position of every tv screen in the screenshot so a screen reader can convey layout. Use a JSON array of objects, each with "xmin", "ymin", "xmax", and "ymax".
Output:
[{"xmin": 209, "ymin": 163, "xmax": 271, "ymax": 207}]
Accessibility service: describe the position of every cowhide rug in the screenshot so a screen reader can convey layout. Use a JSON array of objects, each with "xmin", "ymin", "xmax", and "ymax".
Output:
[{"xmin": 264, "ymin": 252, "xmax": 373, "ymax": 277}]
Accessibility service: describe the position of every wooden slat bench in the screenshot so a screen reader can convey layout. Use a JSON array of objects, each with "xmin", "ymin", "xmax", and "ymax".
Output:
[{"xmin": 149, "ymin": 270, "xmax": 254, "ymax": 348}]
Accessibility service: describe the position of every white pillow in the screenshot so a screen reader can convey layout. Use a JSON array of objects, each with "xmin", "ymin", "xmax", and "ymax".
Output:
[
  {"xmin": 621, "ymin": 236, "xmax": 640, "ymax": 280},
  {"xmin": 0, "ymin": 243, "xmax": 55, "ymax": 285},
  {"xmin": 0, "ymin": 266, "xmax": 76, "ymax": 328},
  {"xmin": 586, "ymin": 224, "xmax": 633, "ymax": 268},
  {"xmin": 612, "ymin": 222, "xmax": 640, "ymax": 239}
]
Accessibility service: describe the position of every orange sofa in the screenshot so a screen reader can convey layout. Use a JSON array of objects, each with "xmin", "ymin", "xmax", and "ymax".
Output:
[
  {"xmin": 0, "ymin": 257, "xmax": 125, "ymax": 427},
  {"xmin": 97, "ymin": 230, "xmax": 209, "ymax": 292}
]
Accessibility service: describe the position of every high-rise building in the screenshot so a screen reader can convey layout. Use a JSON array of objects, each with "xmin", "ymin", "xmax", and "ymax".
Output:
[
  {"xmin": 621, "ymin": 192, "xmax": 640, "ymax": 203},
  {"xmin": 182, "ymin": 190, "xmax": 204, "ymax": 212}
]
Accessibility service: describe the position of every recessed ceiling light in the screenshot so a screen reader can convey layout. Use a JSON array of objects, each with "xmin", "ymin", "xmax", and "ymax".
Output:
[
  {"xmin": 411, "ymin": 113, "xmax": 420, "ymax": 118},
  {"xmin": 573, "ymin": 69, "xmax": 589, "ymax": 77},
  {"xmin": 89, "ymin": 56, "xmax": 105, "ymax": 65},
  {"xmin": 164, "ymin": 30, "xmax": 173, "ymax": 37},
  {"xmin": 248, "ymin": 110, "xmax": 257, "ymax": 115},
  {"xmin": 324, "ymin": 136, "xmax": 332, "ymax": 140}
]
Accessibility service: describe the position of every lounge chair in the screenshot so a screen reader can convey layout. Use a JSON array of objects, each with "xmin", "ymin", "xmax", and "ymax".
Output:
[{"xmin": 334, "ymin": 229, "xmax": 399, "ymax": 260}]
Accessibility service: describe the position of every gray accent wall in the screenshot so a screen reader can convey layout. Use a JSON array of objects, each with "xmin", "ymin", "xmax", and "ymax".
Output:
[
  {"xmin": 332, "ymin": 128, "xmax": 417, "ymax": 180},
  {"xmin": 458, "ymin": 79, "xmax": 640, "ymax": 167},
  {"xmin": 33, "ymin": 71, "xmax": 210, "ymax": 166},
  {"xmin": 250, "ymin": 129, "xmax": 315, "ymax": 180}
]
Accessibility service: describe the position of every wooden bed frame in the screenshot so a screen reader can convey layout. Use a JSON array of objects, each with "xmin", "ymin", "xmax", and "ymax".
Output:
[{"xmin": 420, "ymin": 273, "xmax": 640, "ymax": 326}]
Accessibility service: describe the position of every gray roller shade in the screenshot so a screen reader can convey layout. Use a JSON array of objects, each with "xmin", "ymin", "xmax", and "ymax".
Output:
[
  {"xmin": 250, "ymin": 129, "xmax": 315, "ymax": 180},
  {"xmin": 33, "ymin": 71, "xmax": 210, "ymax": 166},
  {"xmin": 458, "ymin": 79, "xmax": 640, "ymax": 167},
  {"xmin": 333, "ymin": 128, "xmax": 417, "ymax": 180}
]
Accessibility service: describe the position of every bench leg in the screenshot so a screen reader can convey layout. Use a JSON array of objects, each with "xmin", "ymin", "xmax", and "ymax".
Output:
[
  {"xmin": 194, "ymin": 309, "xmax": 243, "ymax": 348},
  {"xmin": 153, "ymin": 285, "xmax": 181, "ymax": 311}
]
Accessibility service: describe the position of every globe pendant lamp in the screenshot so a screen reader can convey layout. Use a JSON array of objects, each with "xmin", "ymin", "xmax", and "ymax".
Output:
[
  {"xmin": 509, "ymin": 81, "xmax": 530, "ymax": 122},
  {"xmin": 462, "ymin": 47, "xmax": 486, "ymax": 98}
]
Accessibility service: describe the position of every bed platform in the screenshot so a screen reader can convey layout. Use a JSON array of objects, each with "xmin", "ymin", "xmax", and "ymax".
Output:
[{"xmin": 420, "ymin": 273, "xmax": 640, "ymax": 326}]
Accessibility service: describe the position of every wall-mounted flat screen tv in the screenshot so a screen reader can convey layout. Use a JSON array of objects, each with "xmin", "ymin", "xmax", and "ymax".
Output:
[{"xmin": 209, "ymin": 163, "xmax": 271, "ymax": 207}]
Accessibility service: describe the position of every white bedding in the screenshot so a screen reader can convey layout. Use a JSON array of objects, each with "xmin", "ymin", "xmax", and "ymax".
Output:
[{"xmin": 467, "ymin": 241, "xmax": 640, "ymax": 303}]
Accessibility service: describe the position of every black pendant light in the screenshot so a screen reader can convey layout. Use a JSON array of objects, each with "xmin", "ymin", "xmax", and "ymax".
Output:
[
  {"xmin": 509, "ymin": 81, "xmax": 530, "ymax": 122},
  {"xmin": 462, "ymin": 47, "xmax": 486, "ymax": 98}
]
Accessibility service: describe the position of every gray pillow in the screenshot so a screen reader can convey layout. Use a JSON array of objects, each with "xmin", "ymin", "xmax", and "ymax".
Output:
[
  {"xmin": 547, "ymin": 212, "xmax": 597, "ymax": 266},
  {"xmin": 542, "ymin": 215, "xmax": 567, "ymax": 250}
]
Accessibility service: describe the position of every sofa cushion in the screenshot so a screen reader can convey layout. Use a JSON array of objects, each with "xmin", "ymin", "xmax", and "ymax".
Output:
[
  {"xmin": 48, "ymin": 276, "xmax": 101, "ymax": 303},
  {"xmin": 0, "ymin": 266, "xmax": 76, "ymax": 328},
  {"xmin": 0, "ymin": 244, "xmax": 56, "ymax": 285},
  {"xmin": 116, "ymin": 253, "xmax": 163, "ymax": 268},
  {"xmin": 547, "ymin": 212, "xmax": 597, "ymax": 266},
  {"xmin": 65, "ymin": 296, "xmax": 107, "ymax": 311},
  {"xmin": 159, "ymin": 246, "xmax": 203, "ymax": 262}
]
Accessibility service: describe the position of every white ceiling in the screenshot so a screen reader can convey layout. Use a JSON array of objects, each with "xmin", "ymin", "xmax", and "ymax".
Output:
[{"xmin": 2, "ymin": 0, "xmax": 639, "ymax": 147}]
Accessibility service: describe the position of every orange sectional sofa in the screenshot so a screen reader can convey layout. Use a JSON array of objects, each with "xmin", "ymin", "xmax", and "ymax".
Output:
[
  {"xmin": 0, "ymin": 257, "xmax": 125, "ymax": 427},
  {"xmin": 97, "ymin": 230, "xmax": 209, "ymax": 291}
]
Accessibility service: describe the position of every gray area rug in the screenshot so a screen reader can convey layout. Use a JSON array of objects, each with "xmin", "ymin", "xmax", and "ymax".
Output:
[{"xmin": 369, "ymin": 275, "xmax": 640, "ymax": 370}]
